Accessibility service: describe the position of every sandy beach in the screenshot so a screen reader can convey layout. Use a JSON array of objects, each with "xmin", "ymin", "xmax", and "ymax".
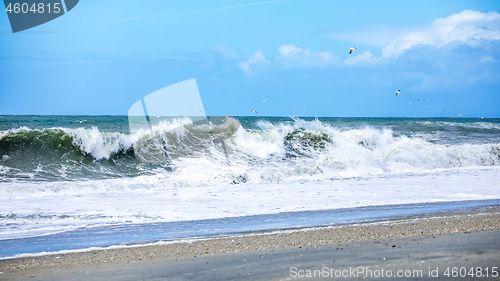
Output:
[{"xmin": 1, "ymin": 206, "xmax": 499, "ymax": 280}]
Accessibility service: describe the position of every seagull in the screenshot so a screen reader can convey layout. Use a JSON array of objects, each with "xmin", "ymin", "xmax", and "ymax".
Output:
[
  {"xmin": 189, "ymin": 108, "xmax": 203, "ymax": 113},
  {"xmin": 258, "ymin": 96, "xmax": 269, "ymax": 102},
  {"xmin": 395, "ymin": 90, "xmax": 401, "ymax": 96},
  {"xmin": 250, "ymin": 110, "xmax": 258, "ymax": 115},
  {"xmin": 349, "ymin": 47, "xmax": 357, "ymax": 54}
]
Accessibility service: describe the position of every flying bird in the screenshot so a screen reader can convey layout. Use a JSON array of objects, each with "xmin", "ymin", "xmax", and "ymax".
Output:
[
  {"xmin": 250, "ymin": 110, "xmax": 258, "ymax": 115},
  {"xmin": 258, "ymin": 96, "xmax": 269, "ymax": 102},
  {"xmin": 349, "ymin": 47, "xmax": 357, "ymax": 54},
  {"xmin": 416, "ymin": 99, "xmax": 426, "ymax": 102},
  {"xmin": 189, "ymin": 108, "xmax": 203, "ymax": 113},
  {"xmin": 395, "ymin": 90, "xmax": 401, "ymax": 96}
]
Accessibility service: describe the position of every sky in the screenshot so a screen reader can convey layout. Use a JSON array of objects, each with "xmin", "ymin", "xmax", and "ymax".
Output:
[{"xmin": 1, "ymin": 0, "xmax": 499, "ymax": 117}]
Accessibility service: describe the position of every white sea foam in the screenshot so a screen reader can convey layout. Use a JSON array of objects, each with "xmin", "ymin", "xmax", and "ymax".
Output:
[
  {"xmin": 62, "ymin": 127, "xmax": 133, "ymax": 160},
  {"xmin": 1, "ymin": 118, "xmax": 500, "ymax": 241},
  {"xmin": 1, "ymin": 119, "xmax": 499, "ymax": 185},
  {"xmin": 415, "ymin": 120, "xmax": 500, "ymax": 130},
  {"xmin": 0, "ymin": 167, "xmax": 499, "ymax": 240}
]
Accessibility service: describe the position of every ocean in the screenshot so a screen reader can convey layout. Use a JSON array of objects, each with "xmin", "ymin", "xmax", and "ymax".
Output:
[{"xmin": 1, "ymin": 115, "xmax": 499, "ymax": 258}]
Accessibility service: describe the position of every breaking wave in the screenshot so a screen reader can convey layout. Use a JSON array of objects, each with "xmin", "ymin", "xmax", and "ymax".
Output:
[{"xmin": 1, "ymin": 118, "xmax": 499, "ymax": 185}]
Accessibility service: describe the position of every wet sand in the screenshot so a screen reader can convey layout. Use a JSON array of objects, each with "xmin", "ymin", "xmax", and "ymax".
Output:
[{"xmin": 1, "ymin": 206, "xmax": 499, "ymax": 280}]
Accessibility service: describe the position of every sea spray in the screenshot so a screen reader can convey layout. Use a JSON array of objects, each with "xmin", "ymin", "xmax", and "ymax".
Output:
[{"xmin": 0, "ymin": 117, "xmax": 499, "ymax": 185}]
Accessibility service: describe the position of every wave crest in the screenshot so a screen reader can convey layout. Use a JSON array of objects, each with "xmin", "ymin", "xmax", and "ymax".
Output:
[{"xmin": 1, "ymin": 118, "xmax": 499, "ymax": 184}]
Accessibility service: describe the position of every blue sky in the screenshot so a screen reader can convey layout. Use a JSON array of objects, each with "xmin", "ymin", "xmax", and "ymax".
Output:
[{"xmin": 1, "ymin": 0, "xmax": 499, "ymax": 117}]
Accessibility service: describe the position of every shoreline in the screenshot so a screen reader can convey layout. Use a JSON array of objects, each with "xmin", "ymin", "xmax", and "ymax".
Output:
[
  {"xmin": 2, "ymin": 198, "xmax": 498, "ymax": 258},
  {"xmin": 1, "ymin": 206, "xmax": 499, "ymax": 280}
]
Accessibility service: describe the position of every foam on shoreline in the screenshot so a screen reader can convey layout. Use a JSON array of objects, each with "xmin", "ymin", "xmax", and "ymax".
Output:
[{"xmin": 1, "ymin": 205, "xmax": 498, "ymax": 275}]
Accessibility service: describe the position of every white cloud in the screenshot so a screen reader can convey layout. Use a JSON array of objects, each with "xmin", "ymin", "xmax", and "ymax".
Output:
[
  {"xmin": 239, "ymin": 45, "xmax": 337, "ymax": 73},
  {"xmin": 238, "ymin": 50, "xmax": 270, "ymax": 75},
  {"xmin": 344, "ymin": 51, "xmax": 376, "ymax": 66},
  {"xmin": 238, "ymin": 10, "xmax": 500, "ymax": 73},
  {"xmin": 382, "ymin": 10, "xmax": 500, "ymax": 58},
  {"xmin": 321, "ymin": 25, "xmax": 408, "ymax": 47},
  {"xmin": 276, "ymin": 44, "xmax": 336, "ymax": 68}
]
